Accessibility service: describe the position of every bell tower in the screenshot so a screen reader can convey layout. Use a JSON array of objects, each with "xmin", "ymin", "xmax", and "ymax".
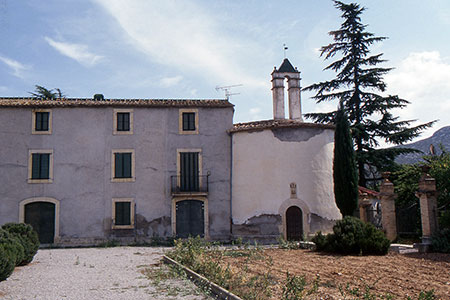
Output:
[{"xmin": 271, "ymin": 58, "xmax": 303, "ymax": 121}]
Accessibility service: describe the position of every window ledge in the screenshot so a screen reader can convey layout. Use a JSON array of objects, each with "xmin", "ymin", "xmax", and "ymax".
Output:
[
  {"xmin": 111, "ymin": 177, "xmax": 136, "ymax": 183},
  {"xmin": 112, "ymin": 225, "xmax": 134, "ymax": 229},
  {"xmin": 28, "ymin": 179, "xmax": 53, "ymax": 184}
]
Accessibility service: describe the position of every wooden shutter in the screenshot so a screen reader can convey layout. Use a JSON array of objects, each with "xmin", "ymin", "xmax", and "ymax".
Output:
[
  {"xmin": 122, "ymin": 153, "xmax": 131, "ymax": 178},
  {"xmin": 115, "ymin": 202, "xmax": 131, "ymax": 225},
  {"xmin": 31, "ymin": 153, "xmax": 40, "ymax": 179},
  {"xmin": 117, "ymin": 113, "xmax": 130, "ymax": 131},
  {"xmin": 40, "ymin": 154, "xmax": 50, "ymax": 179},
  {"xmin": 180, "ymin": 152, "xmax": 199, "ymax": 191},
  {"xmin": 182, "ymin": 112, "xmax": 195, "ymax": 131},
  {"xmin": 115, "ymin": 153, "xmax": 122, "ymax": 178}
]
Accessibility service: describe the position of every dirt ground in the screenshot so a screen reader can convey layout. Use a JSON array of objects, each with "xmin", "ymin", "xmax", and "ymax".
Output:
[{"xmin": 221, "ymin": 249, "xmax": 450, "ymax": 299}]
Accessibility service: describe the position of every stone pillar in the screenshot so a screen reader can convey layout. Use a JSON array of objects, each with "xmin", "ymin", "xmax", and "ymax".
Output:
[
  {"xmin": 415, "ymin": 166, "xmax": 439, "ymax": 244},
  {"xmin": 271, "ymin": 70, "xmax": 285, "ymax": 119},
  {"xmin": 359, "ymin": 193, "xmax": 371, "ymax": 223},
  {"xmin": 379, "ymin": 172, "xmax": 397, "ymax": 241},
  {"xmin": 287, "ymin": 73, "xmax": 303, "ymax": 121}
]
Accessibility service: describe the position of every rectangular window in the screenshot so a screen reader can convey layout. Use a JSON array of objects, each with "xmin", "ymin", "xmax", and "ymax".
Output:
[
  {"xmin": 115, "ymin": 201, "xmax": 131, "ymax": 225},
  {"xmin": 113, "ymin": 109, "xmax": 133, "ymax": 135},
  {"xmin": 35, "ymin": 112, "xmax": 49, "ymax": 131},
  {"xmin": 28, "ymin": 150, "xmax": 53, "ymax": 183},
  {"xmin": 32, "ymin": 153, "xmax": 50, "ymax": 179},
  {"xmin": 182, "ymin": 112, "xmax": 196, "ymax": 131},
  {"xmin": 117, "ymin": 112, "xmax": 130, "ymax": 131},
  {"xmin": 32, "ymin": 109, "xmax": 52, "ymax": 134},
  {"xmin": 111, "ymin": 149, "xmax": 135, "ymax": 182},
  {"xmin": 178, "ymin": 109, "xmax": 198, "ymax": 134},
  {"xmin": 115, "ymin": 153, "xmax": 132, "ymax": 178},
  {"xmin": 112, "ymin": 198, "xmax": 134, "ymax": 229}
]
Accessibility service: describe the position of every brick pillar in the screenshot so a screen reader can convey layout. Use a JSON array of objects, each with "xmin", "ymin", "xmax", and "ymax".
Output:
[
  {"xmin": 415, "ymin": 166, "xmax": 439, "ymax": 244},
  {"xmin": 379, "ymin": 172, "xmax": 397, "ymax": 241}
]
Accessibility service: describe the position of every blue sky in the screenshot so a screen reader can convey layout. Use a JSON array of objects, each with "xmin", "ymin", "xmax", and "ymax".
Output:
[{"xmin": 1, "ymin": 0, "xmax": 450, "ymax": 142}]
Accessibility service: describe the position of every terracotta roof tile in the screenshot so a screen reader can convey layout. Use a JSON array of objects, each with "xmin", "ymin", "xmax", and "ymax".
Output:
[
  {"xmin": 230, "ymin": 119, "xmax": 334, "ymax": 133},
  {"xmin": 359, "ymin": 186, "xmax": 380, "ymax": 197},
  {"xmin": 0, "ymin": 97, "xmax": 234, "ymax": 108}
]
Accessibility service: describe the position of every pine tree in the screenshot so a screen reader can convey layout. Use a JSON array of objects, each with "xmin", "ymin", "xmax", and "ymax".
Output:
[
  {"xmin": 304, "ymin": 1, "xmax": 434, "ymax": 187},
  {"xmin": 334, "ymin": 105, "xmax": 359, "ymax": 216}
]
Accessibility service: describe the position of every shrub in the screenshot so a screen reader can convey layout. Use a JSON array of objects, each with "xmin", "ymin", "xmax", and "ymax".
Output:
[
  {"xmin": 2, "ymin": 223, "xmax": 39, "ymax": 265},
  {"xmin": 0, "ymin": 244, "xmax": 15, "ymax": 281},
  {"xmin": 431, "ymin": 228, "xmax": 450, "ymax": 253},
  {"xmin": 312, "ymin": 216, "xmax": 390, "ymax": 255},
  {"xmin": 0, "ymin": 228, "xmax": 26, "ymax": 266}
]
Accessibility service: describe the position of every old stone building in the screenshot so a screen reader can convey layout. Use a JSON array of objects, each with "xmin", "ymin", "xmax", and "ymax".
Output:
[
  {"xmin": 0, "ymin": 98, "xmax": 233, "ymax": 245},
  {"xmin": 0, "ymin": 58, "xmax": 340, "ymax": 245}
]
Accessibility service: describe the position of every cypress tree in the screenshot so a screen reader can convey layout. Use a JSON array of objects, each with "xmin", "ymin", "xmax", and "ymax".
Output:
[
  {"xmin": 334, "ymin": 105, "xmax": 358, "ymax": 216},
  {"xmin": 304, "ymin": 1, "xmax": 434, "ymax": 187}
]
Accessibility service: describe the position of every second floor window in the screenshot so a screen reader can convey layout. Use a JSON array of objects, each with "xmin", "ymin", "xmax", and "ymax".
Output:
[
  {"xmin": 31, "ymin": 153, "xmax": 50, "ymax": 179},
  {"xmin": 114, "ymin": 152, "xmax": 132, "ymax": 178}
]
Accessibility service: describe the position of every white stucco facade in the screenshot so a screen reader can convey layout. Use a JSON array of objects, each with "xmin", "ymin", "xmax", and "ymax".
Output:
[{"xmin": 231, "ymin": 124, "xmax": 341, "ymax": 238}]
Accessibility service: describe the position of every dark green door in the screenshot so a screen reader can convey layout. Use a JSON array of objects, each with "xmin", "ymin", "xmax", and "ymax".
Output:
[
  {"xmin": 24, "ymin": 202, "xmax": 55, "ymax": 244},
  {"xmin": 286, "ymin": 206, "xmax": 303, "ymax": 241},
  {"xmin": 176, "ymin": 200, "xmax": 204, "ymax": 238},
  {"xmin": 180, "ymin": 152, "xmax": 199, "ymax": 192}
]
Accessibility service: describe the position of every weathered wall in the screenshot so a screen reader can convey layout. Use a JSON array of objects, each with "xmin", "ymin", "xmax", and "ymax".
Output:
[
  {"xmin": 231, "ymin": 126, "xmax": 341, "ymax": 238},
  {"xmin": 0, "ymin": 105, "xmax": 233, "ymax": 243}
]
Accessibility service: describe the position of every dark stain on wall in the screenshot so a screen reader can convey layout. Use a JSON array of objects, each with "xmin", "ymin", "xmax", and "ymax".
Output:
[
  {"xmin": 309, "ymin": 213, "xmax": 337, "ymax": 234},
  {"xmin": 135, "ymin": 214, "xmax": 171, "ymax": 237},
  {"xmin": 271, "ymin": 127, "xmax": 323, "ymax": 142},
  {"xmin": 232, "ymin": 214, "xmax": 281, "ymax": 236}
]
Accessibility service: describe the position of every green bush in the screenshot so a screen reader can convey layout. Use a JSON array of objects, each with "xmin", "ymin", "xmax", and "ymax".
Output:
[
  {"xmin": 0, "ymin": 244, "xmax": 15, "ymax": 281},
  {"xmin": 0, "ymin": 228, "xmax": 25, "ymax": 266},
  {"xmin": 2, "ymin": 223, "xmax": 39, "ymax": 265},
  {"xmin": 312, "ymin": 217, "xmax": 390, "ymax": 255},
  {"xmin": 431, "ymin": 228, "xmax": 450, "ymax": 253}
]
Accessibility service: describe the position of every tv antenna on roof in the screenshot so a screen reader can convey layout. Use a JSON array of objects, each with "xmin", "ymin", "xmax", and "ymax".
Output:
[{"xmin": 215, "ymin": 84, "xmax": 243, "ymax": 100}]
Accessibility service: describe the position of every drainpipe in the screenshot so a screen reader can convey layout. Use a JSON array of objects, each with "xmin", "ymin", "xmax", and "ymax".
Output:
[{"xmin": 229, "ymin": 131, "xmax": 233, "ymax": 240}]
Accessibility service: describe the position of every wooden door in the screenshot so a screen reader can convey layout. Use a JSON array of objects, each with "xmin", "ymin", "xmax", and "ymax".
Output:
[
  {"xmin": 176, "ymin": 200, "xmax": 204, "ymax": 238},
  {"xmin": 286, "ymin": 206, "xmax": 303, "ymax": 241},
  {"xmin": 24, "ymin": 202, "xmax": 55, "ymax": 244}
]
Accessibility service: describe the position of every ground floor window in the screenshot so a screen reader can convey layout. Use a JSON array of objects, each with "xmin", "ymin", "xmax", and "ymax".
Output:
[{"xmin": 112, "ymin": 198, "xmax": 134, "ymax": 229}]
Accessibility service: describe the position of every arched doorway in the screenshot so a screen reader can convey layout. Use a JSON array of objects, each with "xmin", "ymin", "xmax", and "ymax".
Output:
[
  {"xmin": 24, "ymin": 201, "xmax": 56, "ymax": 244},
  {"xmin": 176, "ymin": 200, "xmax": 204, "ymax": 238},
  {"xmin": 286, "ymin": 206, "xmax": 303, "ymax": 241}
]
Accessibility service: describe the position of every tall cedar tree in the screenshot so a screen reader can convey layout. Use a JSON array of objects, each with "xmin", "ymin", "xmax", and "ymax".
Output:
[
  {"xmin": 334, "ymin": 105, "xmax": 359, "ymax": 216},
  {"xmin": 304, "ymin": 1, "xmax": 434, "ymax": 187}
]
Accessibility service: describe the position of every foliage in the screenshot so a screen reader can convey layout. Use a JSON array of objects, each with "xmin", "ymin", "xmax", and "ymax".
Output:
[
  {"xmin": 392, "ymin": 146, "xmax": 450, "ymax": 229},
  {"xmin": 313, "ymin": 216, "xmax": 390, "ymax": 255},
  {"xmin": 29, "ymin": 85, "xmax": 65, "ymax": 99},
  {"xmin": 282, "ymin": 272, "xmax": 319, "ymax": 300},
  {"xmin": 0, "ymin": 244, "xmax": 15, "ymax": 281},
  {"xmin": 1, "ymin": 223, "xmax": 39, "ymax": 265},
  {"xmin": 0, "ymin": 228, "xmax": 25, "ymax": 266},
  {"xmin": 167, "ymin": 236, "xmax": 273, "ymax": 300},
  {"xmin": 334, "ymin": 105, "xmax": 359, "ymax": 216},
  {"xmin": 304, "ymin": 0, "xmax": 434, "ymax": 187},
  {"xmin": 431, "ymin": 228, "xmax": 450, "ymax": 253}
]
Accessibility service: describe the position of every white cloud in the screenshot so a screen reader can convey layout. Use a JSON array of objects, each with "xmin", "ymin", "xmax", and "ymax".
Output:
[
  {"xmin": 386, "ymin": 51, "xmax": 450, "ymax": 138},
  {"xmin": 0, "ymin": 55, "xmax": 29, "ymax": 78},
  {"xmin": 249, "ymin": 107, "xmax": 263, "ymax": 120},
  {"xmin": 159, "ymin": 75, "xmax": 183, "ymax": 88},
  {"xmin": 45, "ymin": 37, "xmax": 104, "ymax": 67},
  {"xmin": 92, "ymin": 0, "xmax": 266, "ymax": 88}
]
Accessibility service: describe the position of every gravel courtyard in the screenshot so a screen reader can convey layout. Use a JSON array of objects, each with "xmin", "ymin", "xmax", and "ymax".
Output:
[{"xmin": 0, "ymin": 247, "xmax": 210, "ymax": 300}]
